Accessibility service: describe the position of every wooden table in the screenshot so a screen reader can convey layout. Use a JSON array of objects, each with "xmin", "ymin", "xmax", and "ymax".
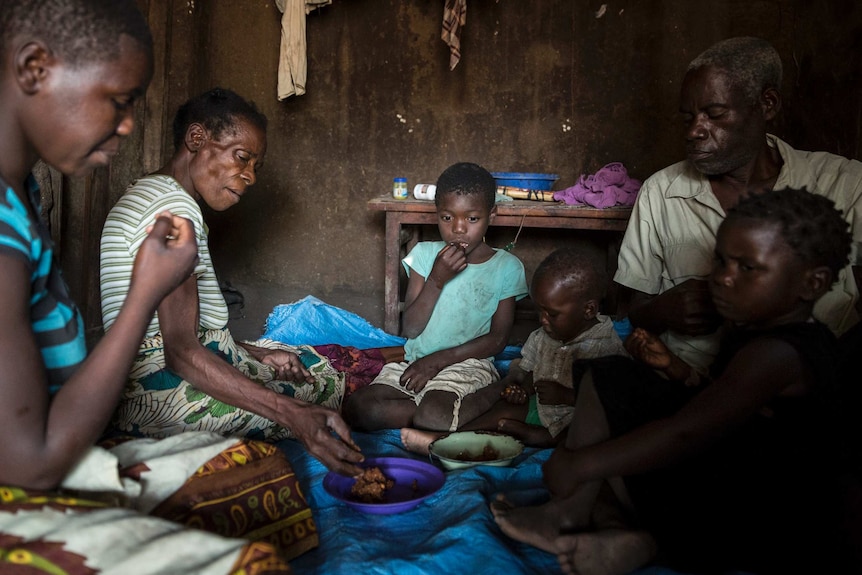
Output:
[{"xmin": 367, "ymin": 196, "xmax": 633, "ymax": 334}]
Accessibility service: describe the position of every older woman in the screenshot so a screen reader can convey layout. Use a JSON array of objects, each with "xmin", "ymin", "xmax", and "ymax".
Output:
[{"xmin": 100, "ymin": 87, "xmax": 364, "ymax": 476}]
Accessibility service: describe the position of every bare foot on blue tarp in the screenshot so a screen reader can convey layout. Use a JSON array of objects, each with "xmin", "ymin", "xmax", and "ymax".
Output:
[
  {"xmin": 400, "ymin": 428, "xmax": 443, "ymax": 455},
  {"xmin": 556, "ymin": 529, "xmax": 656, "ymax": 575},
  {"xmin": 493, "ymin": 492, "xmax": 655, "ymax": 574},
  {"xmin": 490, "ymin": 494, "xmax": 564, "ymax": 554}
]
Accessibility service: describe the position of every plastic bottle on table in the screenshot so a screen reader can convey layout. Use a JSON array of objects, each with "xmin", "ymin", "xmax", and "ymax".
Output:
[{"xmin": 392, "ymin": 177, "xmax": 409, "ymax": 200}]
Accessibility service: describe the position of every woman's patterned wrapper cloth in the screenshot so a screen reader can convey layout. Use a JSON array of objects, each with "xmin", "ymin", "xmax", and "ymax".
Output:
[
  {"xmin": 112, "ymin": 329, "xmax": 345, "ymax": 441},
  {"xmin": 148, "ymin": 439, "xmax": 318, "ymax": 560},
  {"xmin": 0, "ymin": 436, "xmax": 314, "ymax": 573}
]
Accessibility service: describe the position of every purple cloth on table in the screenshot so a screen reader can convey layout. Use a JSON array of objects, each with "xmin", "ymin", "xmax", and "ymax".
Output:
[{"xmin": 554, "ymin": 162, "xmax": 641, "ymax": 208}]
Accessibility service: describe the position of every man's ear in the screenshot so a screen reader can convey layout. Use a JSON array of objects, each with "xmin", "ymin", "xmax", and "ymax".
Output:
[
  {"xmin": 760, "ymin": 87, "xmax": 782, "ymax": 122},
  {"xmin": 184, "ymin": 123, "xmax": 208, "ymax": 152},
  {"xmin": 584, "ymin": 299, "xmax": 599, "ymax": 320},
  {"xmin": 15, "ymin": 41, "xmax": 53, "ymax": 95},
  {"xmin": 801, "ymin": 265, "xmax": 832, "ymax": 302}
]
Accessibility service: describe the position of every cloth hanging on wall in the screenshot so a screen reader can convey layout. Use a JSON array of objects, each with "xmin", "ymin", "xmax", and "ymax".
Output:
[
  {"xmin": 442, "ymin": 0, "xmax": 467, "ymax": 70},
  {"xmin": 275, "ymin": 0, "xmax": 332, "ymax": 100}
]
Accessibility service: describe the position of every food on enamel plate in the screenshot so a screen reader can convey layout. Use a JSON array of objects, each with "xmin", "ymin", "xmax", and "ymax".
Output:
[{"xmin": 455, "ymin": 443, "xmax": 500, "ymax": 462}]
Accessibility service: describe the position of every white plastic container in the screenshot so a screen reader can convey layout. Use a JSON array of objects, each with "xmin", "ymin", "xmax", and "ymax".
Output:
[{"xmin": 413, "ymin": 184, "xmax": 436, "ymax": 200}]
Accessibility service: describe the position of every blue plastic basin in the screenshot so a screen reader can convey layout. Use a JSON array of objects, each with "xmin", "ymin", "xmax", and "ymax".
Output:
[{"xmin": 491, "ymin": 172, "xmax": 559, "ymax": 191}]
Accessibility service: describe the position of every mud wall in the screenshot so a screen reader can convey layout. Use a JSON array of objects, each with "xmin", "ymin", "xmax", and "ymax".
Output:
[{"xmin": 59, "ymin": 0, "xmax": 862, "ymax": 335}]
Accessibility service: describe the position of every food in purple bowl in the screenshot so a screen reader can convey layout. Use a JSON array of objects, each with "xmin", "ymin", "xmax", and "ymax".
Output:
[{"xmin": 323, "ymin": 457, "xmax": 445, "ymax": 515}]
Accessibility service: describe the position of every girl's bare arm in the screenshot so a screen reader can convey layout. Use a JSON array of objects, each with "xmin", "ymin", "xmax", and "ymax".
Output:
[{"xmin": 0, "ymin": 216, "xmax": 197, "ymax": 488}]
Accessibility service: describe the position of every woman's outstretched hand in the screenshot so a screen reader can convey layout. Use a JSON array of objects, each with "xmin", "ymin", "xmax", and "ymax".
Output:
[
  {"xmin": 285, "ymin": 402, "xmax": 365, "ymax": 477},
  {"xmin": 131, "ymin": 212, "xmax": 199, "ymax": 305}
]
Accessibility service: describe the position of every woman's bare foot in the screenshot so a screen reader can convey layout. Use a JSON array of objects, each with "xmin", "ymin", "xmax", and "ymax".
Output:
[
  {"xmin": 497, "ymin": 418, "xmax": 556, "ymax": 447},
  {"xmin": 556, "ymin": 529, "xmax": 656, "ymax": 575},
  {"xmin": 490, "ymin": 495, "xmax": 564, "ymax": 553},
  {"xmin": 400, "ymin": 428, "xmax": 442, "ymax": 455}
]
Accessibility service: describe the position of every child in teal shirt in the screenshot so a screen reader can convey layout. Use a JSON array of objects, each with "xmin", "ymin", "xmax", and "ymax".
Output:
[{"xmin": 345, "ymin": 162, "xmax": 527, "ymax": 432}]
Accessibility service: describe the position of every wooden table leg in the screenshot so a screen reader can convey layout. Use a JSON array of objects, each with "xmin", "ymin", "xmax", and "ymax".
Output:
[{"xmin": 383, "ymin": 213, "xmax": 402, "ymax": 334}]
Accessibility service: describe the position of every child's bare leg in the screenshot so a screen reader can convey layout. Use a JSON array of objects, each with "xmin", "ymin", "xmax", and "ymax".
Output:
[
  {"xmin": 564, "ymin": 368, "xmax": 610, "ymax": 451},
  {"xmin": 412, "ymin": 390, "xmax": 462, "ymax": 431},
  {"xmin": 343, "ymin": 385, "xmax": 416, "ymax": 431},
  {"xmin": 556, "ymin": 529, "xmax": 657, "ymax": 575},
  {"xmin": 496, "ymin": 419, "xmax": 557, "ymax": 447},
  {"xmin": 400, "ymin": 428, "xmax": 442, "ymax": 455},
  {"xmin": 451, "ymin": 379, "xmax": 511, "ymax": 427},
  {"xmin": 460, "ymin": 399, "xmax": 527, "ymax": 433},
  {"xmin": 545, "ymin": 369, "xmax": 610, "ymax": 525}
]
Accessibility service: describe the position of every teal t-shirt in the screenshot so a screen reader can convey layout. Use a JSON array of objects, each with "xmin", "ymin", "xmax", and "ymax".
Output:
[
  {"xmin": 0, "ymin": 175, "xmax": 86, "ymax": 394},
  {"xmin": 402, "ymin": 241, "xmax": 528, "ymax": 361}
]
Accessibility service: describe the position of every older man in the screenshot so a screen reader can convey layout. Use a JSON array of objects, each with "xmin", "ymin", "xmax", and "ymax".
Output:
[{"xmin": 616, "ymin": 36, "xmax": 862, "ymax": 375}]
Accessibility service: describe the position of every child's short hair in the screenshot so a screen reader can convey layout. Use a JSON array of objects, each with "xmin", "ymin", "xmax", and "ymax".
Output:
[
  {"xmin": 533, "ymin": 247, "xmax": 606, "ymax": 300},
  {"xmin": 726, "ymin": 187, "xmax": 852, "ymax": 279},
  {"xmin": 172, "ymin": 88, "xmax": 268, "ymax": 151},
  {"xmin": 0, "ymin": 0, "xmax": 152, "ymax": 65},
  {"xmin": 435, "ymin": 162, "xmax": 496, "ymax": 211}
]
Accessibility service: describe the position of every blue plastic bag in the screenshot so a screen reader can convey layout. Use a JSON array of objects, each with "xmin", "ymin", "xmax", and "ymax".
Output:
[{"xmin": 262, "ymin": 295, "xmax": 406, "ymax": 350}]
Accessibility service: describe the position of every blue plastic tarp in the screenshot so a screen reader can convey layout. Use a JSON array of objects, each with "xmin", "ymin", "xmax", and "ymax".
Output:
[
  {"xmin": 279, "ymin": 429, "xmax": 559, "ymax": 575},
  {"xmin": 279, "ymin": 430, "xmax": 710, "ymax": 575}
]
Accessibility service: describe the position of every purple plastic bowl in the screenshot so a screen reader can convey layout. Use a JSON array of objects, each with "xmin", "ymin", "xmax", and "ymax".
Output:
[{"xmin": 323, "ymin": 457, "xmax": 445, "ymax": 515}]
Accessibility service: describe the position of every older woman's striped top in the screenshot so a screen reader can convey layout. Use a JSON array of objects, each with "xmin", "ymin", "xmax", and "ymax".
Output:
[
  {"xmin": 0, "ymin": 176, "xmax": 86, "ymax": 393},
  {"xmin": 100, "ymin": 175, "xmax": 229, "ymax": 338}
]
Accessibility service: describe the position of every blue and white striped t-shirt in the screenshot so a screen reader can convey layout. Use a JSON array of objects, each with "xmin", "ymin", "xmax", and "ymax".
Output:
[{"xmin": 0, "ymin": 175, "xmax": 86, "ymax": 393}]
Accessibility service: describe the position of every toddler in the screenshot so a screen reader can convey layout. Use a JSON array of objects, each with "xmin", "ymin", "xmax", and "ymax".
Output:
[{"xmin": 497, "ymin": 247, "xmax": 628, "ymax": 447}]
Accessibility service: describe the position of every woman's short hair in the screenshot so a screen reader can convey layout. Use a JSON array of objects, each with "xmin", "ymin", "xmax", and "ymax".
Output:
[{"xmin": 172, "ymin": 87, "xmax": 268, "ymax": 151}]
